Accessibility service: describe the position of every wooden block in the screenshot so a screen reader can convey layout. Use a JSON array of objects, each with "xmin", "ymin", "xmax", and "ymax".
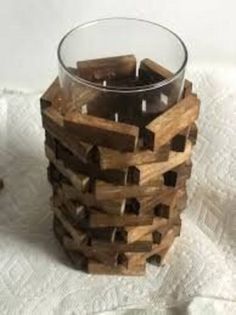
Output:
[
  {"xmin": 139, "ymin": 59, "xmax": 192, "ymax": 97},
  {"xmin": 124, "ymin": 217, "xmax": 168, "ymax": 243},
  {"xmin": 121, "ymin": 253, "xmax": 146, "ymax": 270},
  {"xmin": 63, "ymin": 236, "xmax": 119, "ymax": 267},
  {"xmin": 53, "ymin": 139, "xmax": 128, "ymax": 185},
  {"xmin": 53, "ymin": 209, "xmax": 118, "ymax": 266},
  {"xmin": 46, "ymin": 136, "xmax": 129, "ymax": 188},
  {"xmin": 56, "ymin": 182, "xmax": 126, "ymax": 215},
  {"xmin": 128, "ymin": 141, "xmax": 192, "ymax": 185},
  {"xmin": 64, "ymin": 248, "xmax": 88, "ymax": 271},
  {"xmin": 94, "ymin": 179, "xmax": 164, "ymax": 200},
  {"xmin": 96, "ymin": 143, "xmax": 170, "ymax": 170},
  {"xmin": 42, "ymin": 106, "xmax": 94, "ymax": 163},
  {"xmin": 52, "ymin": 206, "xmax": 86, "ymax": 245},
  {"xmin": 88, "ymin": 227, "xmax": 117, "ymax": 243},
  {"xmin": 144, "ymin": 227, "xmax": 178, "ymax": 260},
  {"xmin": 163, "ymin": 160, "xmax": 192, "ymax": 187},
  {"xmin": 69, "ymin": 83, "xmax": 118, "ymax": 119},
  {"xmin": 137, "ymin": 186, "xmax": 183, "ymax": 213},
  {"xmin": 189, "ymin": 123, "xmax": 198, "ymax": 145},
  {"xmin": 171, "ymin": 127, "xmax": 190, "ymax": 152},
  {"xmin": 89, "ymin": 211, "xmax": 153, "ymax": 228},
  {"xmin": 40, "ymin": 78, "xmax": 61, "ymax": 111},
  {"xmin": 64, "ymin": 111, "xmax": 139, "ymax": 152},
  {"xmin": 83, "ymin": 235, "xmax": 152, "ymax": 253},
  {"xmin": 121, "ymin": 226, "xmax": 179, "ymax": 269},
  {"xmin": 77, "ymin": 55, "xmax": 136, "ymax": 82},
  {"xmin": 87, "ymin": 260, "xmax": 145, "ymax": 276},
  {"xmin": 53, "ymin": 188, "xmax": 87, "ymax": 223},
  {"xmin": 143, "ymin": 95, "xmax": 200, "ymax": 151},
  {"xmin": 153, "ymin": 187, "xmax": 187, "ymax": 220},
  {"xmin": 45, "ymin": 145, "xmax": 90, "ymax": 193}
]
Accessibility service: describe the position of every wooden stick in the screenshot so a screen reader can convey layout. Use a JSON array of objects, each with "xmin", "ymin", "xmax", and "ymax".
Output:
[
  {"xmin": 163, "ymin": 160, "xmax": 192, "ymax": 187},
  {"xmin": 96, "ymin": 143, "xmax": 170, "ymax": 170},
  {"xmin": 68, "ymin": 237, "xmax": 152, "ymax": 253},
  {"xmin": 124, "ymin": 217, "xmax": 168, "ymax": 243},
  {"xmin": 137, "ymin": 186, "xmax": 185, "ymax": 213},
  {"xmin": 87, "ymin": 260, "xmax": 146, "ymax": 276},
  {"xmin": 40, "ymin": 78, "xmax": 61, "ymax": 111},
  {"xmin": 52, "ymin": 206, "xmax": 86, "ymax": 244},
  {"xmin": 42, "ymin": 106, "xmax": 94, "ymax": 163},
  {"xmin": 171, "ymin": 127, "xmax": 190, "ymax": 152},
  {"xmin": 123, "ymin": 226, "xmax": 178, "ymax": 268},
  {"xmin": 139, "ymin": 59, "xmax": 192, "ymax": 97},
  {"xmin": 64, "ymin": 111, "xmax": 139, "ymax": 152},
  {"xmin": 53, "ymin": 189, "xmax": 87, "ymax": 223},
  {"xmin": 128, "ymin": 141, "xmax": 192, "ymax": 185},
  {"xmin": 143, "ymin": 227, "xmax": 178, "ymax": 260},
  {"xmin": 54, "ymin": 182, "xmax": 126, "ymax": 216},
  {"xmin": 53, "ymin": 208, "xmax": 119, "ymax": 266},
  {"xmin": 143, "ymin": 95, "xmax": 200, "ymax": 151},
  {"xmin": 45, "ymin": 145, "xmax": 90, "ymax": 193},
  {"xmin": 94, "ymin": 178, "xmax": 164, "ymax": 200},
  {"xmin": 63, "ymin": 236, "xmax": 118, "ymax": 266},
  {"xmin": 89, "ymin": 212, "xmax": 153, "ymax": 228},
  {"xmin": 48, "ymin": 134, "xmax": 129, "ymax": 185},
  {"xmin": 77, "ymin": 55, "xmax": 136, "ymax": 82}
]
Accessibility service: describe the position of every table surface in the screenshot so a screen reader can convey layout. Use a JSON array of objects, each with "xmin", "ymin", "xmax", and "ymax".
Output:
[{"xmin": 0, "ymin": 66, "xmax": 235, "ymax": 315}]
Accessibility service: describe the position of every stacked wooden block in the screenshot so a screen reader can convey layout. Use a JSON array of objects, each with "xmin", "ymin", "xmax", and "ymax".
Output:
[{"xmin": 40, "ymin": 55, "xmax": 200, "ymax": 275}]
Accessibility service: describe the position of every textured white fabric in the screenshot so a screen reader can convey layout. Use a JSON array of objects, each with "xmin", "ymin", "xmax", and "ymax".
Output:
[{"xmin": 0, "ymin": 67, "xmax": 235, "ymax": 315}]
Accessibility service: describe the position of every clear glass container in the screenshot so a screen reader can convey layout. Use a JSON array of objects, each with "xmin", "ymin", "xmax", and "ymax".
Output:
[{"xmin": 57, "ymin": 18, "xmax": 188, "ymax": 128}]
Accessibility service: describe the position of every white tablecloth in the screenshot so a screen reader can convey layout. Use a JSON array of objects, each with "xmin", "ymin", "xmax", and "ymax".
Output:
[{"xmin": 0, "ymin": 66, "xmax": 235, "ymax": 315}]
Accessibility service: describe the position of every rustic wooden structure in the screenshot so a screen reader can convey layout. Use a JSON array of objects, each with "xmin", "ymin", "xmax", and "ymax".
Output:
[{"xmin": 41, "ymin": 55, "xmax": 199, "ymax": 275}]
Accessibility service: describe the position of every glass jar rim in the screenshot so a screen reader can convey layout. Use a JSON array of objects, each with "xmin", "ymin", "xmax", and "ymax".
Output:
[{"xmin": 57, "ymin": 17, "xmax": 188, "ymax": 94}]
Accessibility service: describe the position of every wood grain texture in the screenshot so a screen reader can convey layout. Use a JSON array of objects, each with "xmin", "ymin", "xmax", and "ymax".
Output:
[
  {"xmin": 64, "ymin": 111, "xmax": 139, "ymax": 152},
  {"xmin": 53, "ymin": 188, "xmax": 87, "ymax": 223},
  {"xmin": 45, "ymin": 131, "xmax": 129, "ymax": 185},
  {"xmin": 94, "ymin": 179, "xmax": 164, "ymax": 200},
  {"xmin": 96, "ymin": 143, "xmax": 170, "ymax": 170},
  {"xmin": 139, "ymin": 59, "xmax": 192, "ymax": 96},
  {"xmin": 143, "ymin": 95, "xmax": 200, "ymax": 151},
  {"xmin": 53, "ymin": 181, "xmax": 126, "ymax": 216},
  {"xmin": 124, "ymin": 217, "xmax": 168, "ymax": 243},
  {"xmin": 77, "ymin": 55, "xmax": 136, "ymax": 82},
  {"xmin": 42, "ymin": 106, "xmax": 94, "ymax": 163},
  {"xmin": 87, "ymin": 260, "xmax": 146, "ymax": 276},
  {"xmin": 52, "ymin": 206, "xmax": 86, "ymax": 245},
  {"xmin": 171, "ymin": 127, "xmax": 190, "ymax": 152},
  {"xmin": 70, "ymin": 235, "xmax": 152, "ymax": 253},
  {"xmin": 45, "ymin": 145, "xmax": 90, "ymax": 193},
  {"xmin": 53, "ymin": 209, "xmax": 118, "ymax": 266},
  {"xmin": 163, "ymin": 160, "xmax": 192, "ymax": 187},
  {"xmin": 143, "ymin": 227, "xmax": 179, "ymax": 260},
  {"xmin": 89, "ymin": 211, "xmax": 153, "ymax": 228},
  {"xmin": 137, "ymin": 186, "xmax": 185, "ymax": 213},
  {"xmin": 40, "ymin": 77, "xmax": 61, "ymax": 111},
  {"xmin": 128, "ymin": 141, "xmax": 192, "ymax": 185},
  {"xmin": 63, "ymin": 236, "xmax": 118, "ymax": 266}
]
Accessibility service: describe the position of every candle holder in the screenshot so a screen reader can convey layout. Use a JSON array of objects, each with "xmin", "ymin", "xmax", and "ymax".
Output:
[{"xmin": 41, "ymin": 18, "xmax": 200, "ymax": 275}]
